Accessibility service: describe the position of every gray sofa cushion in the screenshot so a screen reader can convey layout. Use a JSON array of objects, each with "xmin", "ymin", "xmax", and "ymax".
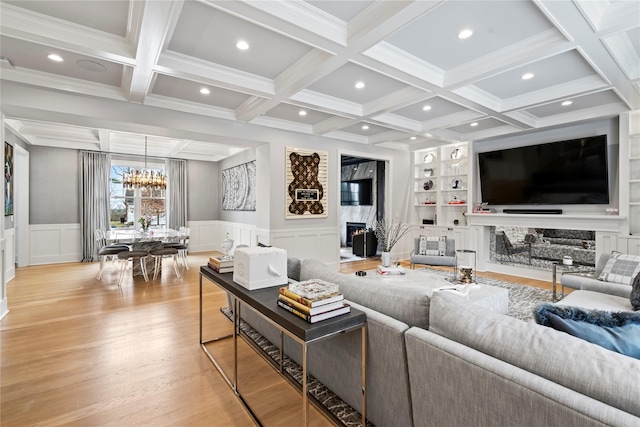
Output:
[
  {"xmin": 300, "ymin": 258, "xmax": 435, "ymax": 328},
  {"xmin": 428, "ymin": 291, "xmax": 640, "ymax": 418},
  {"xmin": 562, "ymin": 273, "xmax": 632, "ymax": 298}
]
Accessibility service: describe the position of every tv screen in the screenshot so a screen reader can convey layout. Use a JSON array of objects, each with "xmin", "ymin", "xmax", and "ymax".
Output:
[
  {"xmin": 341, "ymin": 179, "xmax": 373, "ymax": 206},
  {"xmin": 478, "ymin": 135, "xmax": 609, "ymax": 205}
]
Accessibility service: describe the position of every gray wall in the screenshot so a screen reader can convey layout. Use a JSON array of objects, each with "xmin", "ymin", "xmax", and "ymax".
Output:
[
  {"xmin": 187, "ymin": 159, "xmax": 219, "ymax": 221},
  {"xmin": 28, "ymin": 147, "xmax": 221, "ymax": 224},
  {"xmin": 30, "ymin": 146, "xmax": 79, "ymax": 224}
]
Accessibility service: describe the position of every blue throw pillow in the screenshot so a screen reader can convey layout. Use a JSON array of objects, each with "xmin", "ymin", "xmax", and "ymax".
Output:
[
  {"xmin": 534, "ymin": 304, "xmax": 640, "ymax": 359},
  {"xmin": 631, "ymin": 273, "xmax": 640, "ymax": 311}
]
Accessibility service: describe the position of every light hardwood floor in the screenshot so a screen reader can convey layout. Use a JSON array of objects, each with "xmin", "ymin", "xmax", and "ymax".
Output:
[{"xmin": 1, "ymin": 253, "xmax": 552, "ymax": 426}]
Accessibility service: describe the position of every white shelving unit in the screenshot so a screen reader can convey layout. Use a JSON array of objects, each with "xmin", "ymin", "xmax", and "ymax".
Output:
[
  {"xmin": 413, "ymin": 143, "xmax": 470, "ymax": 228},
  {"xmin": 628, "ymin": 134, "xmax": 640, "ymax": 235}
]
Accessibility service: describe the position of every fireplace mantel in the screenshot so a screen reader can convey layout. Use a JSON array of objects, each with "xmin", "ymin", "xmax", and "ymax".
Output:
[{"xmin": 466, "ymin": 213, "xmax": 626, "ymax": 233}]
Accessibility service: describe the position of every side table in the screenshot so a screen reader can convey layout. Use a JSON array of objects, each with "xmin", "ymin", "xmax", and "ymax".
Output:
[
  {"xmin": 551, "ymin": 262, "xmax": 595, "ymax": 301},
  {"xmin": 200, "ymin": 266, "xmax": 367, "ymax": 427}
]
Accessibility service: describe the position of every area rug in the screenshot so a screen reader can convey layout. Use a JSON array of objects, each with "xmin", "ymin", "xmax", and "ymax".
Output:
[
  {"xmin": 220, "ymin": 307, "xmax": 374, "ymax": 427},
  {"xmin": 419, "ymin": 266, "xmax": 557, "ymax": 321}
]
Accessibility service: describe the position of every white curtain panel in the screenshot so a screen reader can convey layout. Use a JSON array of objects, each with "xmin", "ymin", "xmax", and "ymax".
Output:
[
  {"xmin": 166, "ymin": 159, "xmax": 187, "ymax": 230},
  {"xmin": 80, "ymin": 151, "xmax": 110, "ymax": 262}
]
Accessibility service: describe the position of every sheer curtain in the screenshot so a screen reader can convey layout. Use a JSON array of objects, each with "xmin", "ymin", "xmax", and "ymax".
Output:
[
  {"xmin": 80, "ymin": 151, "xmax": 110, "ymax": 262},
  {"xmin": 166, "ymin": 159, "xmax": 187, "ymax": 230}
]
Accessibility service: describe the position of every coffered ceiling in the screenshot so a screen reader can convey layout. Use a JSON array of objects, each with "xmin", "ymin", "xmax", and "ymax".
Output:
[{"xmin": 1, "ymin": 0, "xmax": 638, "ymax": 161}]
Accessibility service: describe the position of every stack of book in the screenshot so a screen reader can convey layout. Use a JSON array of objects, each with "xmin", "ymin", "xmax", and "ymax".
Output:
[
  {"xmin": 208, "ymin": 253, "xmax": 234, "ymax": 273},
  {"xmin": 376, "ymin": 265, "xmax": 406, "ymax": 275},
  {"xmin": 277, "ymin": 279, "xmax": 350, "ymax": 323}
]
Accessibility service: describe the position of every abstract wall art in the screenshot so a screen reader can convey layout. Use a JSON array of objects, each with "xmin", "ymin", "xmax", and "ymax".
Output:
[
  {"xmin": 5, "ymin": 142, "xmax": 13, "ymax": 216},
  {"xmin": 222, "ymin": 160, "xmax": 256, "ymax": 211}
]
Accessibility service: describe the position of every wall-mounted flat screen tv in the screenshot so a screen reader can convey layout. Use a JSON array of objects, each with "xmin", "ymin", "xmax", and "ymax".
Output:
[
  {"xmin": 478, "ymin": 135, "xmax": 609, "ymax": 205},
  {"xmin": 341, "ymin": 179, "xmax": 373, "ymax": 206}
]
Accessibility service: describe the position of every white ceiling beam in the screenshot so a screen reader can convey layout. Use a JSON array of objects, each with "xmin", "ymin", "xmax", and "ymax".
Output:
[
  {"xmin": 0, "ymin": 3, "xmax": 134, "ymax": 65},
  {"xmin": 98, "ymin": 129, "xmax": 110, "ymax": 152},
  {"xmin": 127, "ymin": 0, "xmax": 185, "ymax": 103},
  {"xmin": 312, "ymin": 116, "xmax": 356, "ymax": 135}
]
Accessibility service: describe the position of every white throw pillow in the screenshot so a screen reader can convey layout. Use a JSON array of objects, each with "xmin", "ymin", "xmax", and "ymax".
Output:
[
  {"xmin": 418, "ymin": 236, "xmax": 446, "ymax": 256},
  {"xmin": 598, "ymin": 252, "xmax": 640, "ymax": 285}
]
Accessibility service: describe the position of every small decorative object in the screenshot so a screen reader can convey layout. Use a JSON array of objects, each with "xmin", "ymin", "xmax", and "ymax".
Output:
[
  {"xmin": 423, "ymin": 153, "xmax": 435, "ymax": 163},
  {"xmin": 563, "ymin": 256, "xmax": 573, "ymax": 266},
  {"xmin": 221, "ymin": 233, "xmax": 234, "ymax": 259},
  {"xmin": 374, "ymin": 218, "xmax": 412, "ymax": 268},
  {"xmin": 423, "ymin": 168, "xmax": 433, "ymax": 177},
  {"xmin": 451, "ymin": 178, "xmax": 461, "ymax": 189},
  {"xmin": 450, "ymin": 148, "xmax": 462, "ymax": 160},
  {"xmin": 423, "ymin": 180, "xmax": 433, "ymax": 190},
  {"xmin": 138, "ymin": 216, "xmax": 150, "ymax": 232},
  {"xmin": 453, "ymin": 219, "xmax": 459, "ymax": 226},
  {"xmin": 455, "ymin": 249, "xmax": 476, "ymax": 283}
]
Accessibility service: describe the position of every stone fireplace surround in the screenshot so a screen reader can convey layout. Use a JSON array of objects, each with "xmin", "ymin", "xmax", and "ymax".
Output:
[{"xmin": 466, "ymin": 213, "xmax": 626, "ymax": 277}]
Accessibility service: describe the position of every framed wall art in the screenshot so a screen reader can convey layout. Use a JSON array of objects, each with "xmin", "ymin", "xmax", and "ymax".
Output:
[
  {"xmin": 222, "ymin": 160, "xmax": 256, "ymax": 211},
  {"xmin": 285, "ymin": 147, "xmax": 328, "ymax": 219},
  {"xmin": 5, "ymin": 142, "xmax": 13, "ymax": 216}
]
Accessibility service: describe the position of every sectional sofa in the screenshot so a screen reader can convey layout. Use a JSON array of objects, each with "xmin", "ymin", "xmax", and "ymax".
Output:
[{"xmin": 230, "ymin": 258, "xmax": 639, "ymax": 427}]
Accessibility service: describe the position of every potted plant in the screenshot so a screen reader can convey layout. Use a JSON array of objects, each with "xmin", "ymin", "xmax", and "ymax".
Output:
[
  {"xmin": 374, "ymin": 218, "xmax": 411, "ymax": 267},
  {"xmin": 138, "ymin": 216, "xmax": 150, "ymax": 232}
]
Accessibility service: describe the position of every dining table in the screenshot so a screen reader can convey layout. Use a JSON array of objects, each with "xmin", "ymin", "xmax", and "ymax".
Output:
[
  {"xmin": 105, "ymin": 228, "xmax": 188, "ymax": 278},
  {"xmin": 105, "ymin": 228, "xmax": 187, "ymax": 244}
]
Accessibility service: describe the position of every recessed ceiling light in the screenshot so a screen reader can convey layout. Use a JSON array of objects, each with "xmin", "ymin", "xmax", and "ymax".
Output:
[
  {"xmin": 410, "ymin": 136, "xmax": 417, "ymax": 140},
  {"xmin": 47, "ymin": 53, "xmax": 63, "ymax": 62},
  {"xmin": 298, "ymin": 110, "xmax": 307, "ymax": 116},
  {"xmin": 561, "ymin": 100, "xmax": 573, "ymax": 106},
  {"xmin": 521, "ymin": 72, "xmax": 534, "ymax": 80},
  {"xmin": 470, "ymin": 122, "xmax": 478, "ymax": 127},
  {"xmin": 199, "ymin": 87, "xmax": 210, "ymax": 95},
  {"xmin": 424, "ymin": 133, "xmax": 432, "ymax": 137},
  {"xmin": 458, "ymin": 29, "xmax": 473, "ymax": 39},
  {"xmin": 355, "ymin": 81, "xmax": 365, "ymax": 89},
  {"xmin": 422, "ymin": 105, "xmax": 432, "ymax": 111},
  {"xmin": 236, "ymin": 40, "xmax": 249, "ymax": 50},
  {"xmin": 362, "ymin": 125, "xmax": 369, "ymax": 130}
]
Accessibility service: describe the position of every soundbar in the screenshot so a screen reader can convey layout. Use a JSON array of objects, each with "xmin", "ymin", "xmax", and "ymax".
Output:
[{"xmin": 503, "ymin": 209, "xmax": 563, "ymax": 215}]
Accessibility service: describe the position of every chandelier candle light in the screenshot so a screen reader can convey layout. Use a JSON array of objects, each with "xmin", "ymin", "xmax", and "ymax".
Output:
[{"xmin": 123, "ymin": 136, "xmax": 167, "ymax": 190}]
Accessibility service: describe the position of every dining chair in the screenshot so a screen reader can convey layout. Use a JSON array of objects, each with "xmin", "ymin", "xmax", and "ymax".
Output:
[
  {"xmin": 116, "ymin": 249, "xmax": 150, "ymax": 286},
  {"xmin": 163, "ymin": 227, "xmax": 190, "ymax": 270},
  {"xmin": 149, "ymin": 244, "xmax": 182, "ymax": 280},
  {"xmin": 95, "ymin": 229, "xmax": 130, "ymax": 280}
]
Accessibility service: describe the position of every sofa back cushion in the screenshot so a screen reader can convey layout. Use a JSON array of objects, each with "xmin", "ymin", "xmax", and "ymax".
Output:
[
  {"xmin": 429, "ymin": 291, "xmax": 640, "ymax": 417},
  {"xmin": 300, "ymin": 258, "xmax": 434, "ymax": 328}
]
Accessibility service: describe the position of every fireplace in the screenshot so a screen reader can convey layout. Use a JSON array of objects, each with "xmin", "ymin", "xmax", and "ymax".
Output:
[{"xmin": 345, "ymin": 222, "xmax": 367, "ymax": 247}]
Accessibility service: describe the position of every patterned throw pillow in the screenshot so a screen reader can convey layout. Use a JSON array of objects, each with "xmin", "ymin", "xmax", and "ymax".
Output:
[
  {"xmin": 418, "ymin": 236, "xmax": 447, "ymax": 256},
  {"xmin": 598, "ymin": 252, "xmax": 640, "ymax": 286},
  {"xmin": 631, "ymin": 273, "xmax": 640, "ymax": 311}
]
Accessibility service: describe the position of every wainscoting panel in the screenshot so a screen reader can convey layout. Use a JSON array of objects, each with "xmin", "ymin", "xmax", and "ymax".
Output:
[
  {"xmin": 187, "ymin": 221, "xmax": 257, "ymax": 254},
  {"xmin": 269, "ymin": 227, "xmax": 339, "ymax": 266},
  {"xmin": 29, "ymin": 224, "xmax": 82, "ymax": 265},
  {"xmin": 5, "ymin": 228, "xmax": 15, "ymax": 282}
]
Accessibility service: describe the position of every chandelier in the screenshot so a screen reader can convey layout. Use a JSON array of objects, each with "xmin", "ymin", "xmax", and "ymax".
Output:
[{"xmin": 123, "ymin": 137, "xmax": 167, "ymax": 190}]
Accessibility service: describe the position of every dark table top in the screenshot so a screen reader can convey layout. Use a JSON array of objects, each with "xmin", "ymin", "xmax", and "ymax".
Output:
[{"xmin": 200, "ymin": 266, "xmax": 366, "ymax": 342}]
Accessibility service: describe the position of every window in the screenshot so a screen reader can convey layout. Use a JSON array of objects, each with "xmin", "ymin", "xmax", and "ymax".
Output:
[{"xmin": 110, "ymin": 163, "xmax": 166, "ymax": 229}]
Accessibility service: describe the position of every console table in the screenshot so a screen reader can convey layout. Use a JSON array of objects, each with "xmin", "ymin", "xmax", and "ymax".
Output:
[{"xmin": 199, "ymin": 266, "xmax": 367, "ymax": 426}]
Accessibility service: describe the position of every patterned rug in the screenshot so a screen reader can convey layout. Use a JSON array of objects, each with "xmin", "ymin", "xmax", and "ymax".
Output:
[{"xmin": 220, "ymin": 273, "xmax": 555, "ymax": 426}]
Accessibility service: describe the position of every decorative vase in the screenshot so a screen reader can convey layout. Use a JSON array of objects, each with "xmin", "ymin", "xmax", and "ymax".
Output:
[{"xmin": 381, "ymin": 251, "xmax": 392, "ymax": 267}]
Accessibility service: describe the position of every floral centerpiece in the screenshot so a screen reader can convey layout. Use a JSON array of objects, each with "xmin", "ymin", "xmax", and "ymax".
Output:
[
  {"xmin": 138, "ymin": 216, "xmax": 151, "ymax": 232},
  {"xmin": 374, "ymin": 218, "xmax": 411, "ymax": 267}
]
